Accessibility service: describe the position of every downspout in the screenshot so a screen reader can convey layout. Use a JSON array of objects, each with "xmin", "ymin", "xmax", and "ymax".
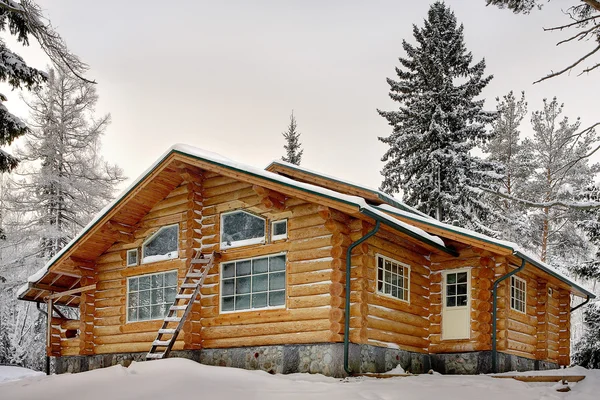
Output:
[
  {"xmin": 492, "ymin": 255, "xmax": 526, "ymax": 373},
  {"xmin": 570, "ymin": 295, "xmax": 590, "ymax": 313},
  {"xmin": 344, "ymin": 220, "xmax": 380, "ymax": 375}
]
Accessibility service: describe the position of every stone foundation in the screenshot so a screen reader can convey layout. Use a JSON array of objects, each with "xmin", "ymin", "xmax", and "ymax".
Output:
[{"xmin": 52, "ymin": 344, "xmax": 556, "ymax": 377}]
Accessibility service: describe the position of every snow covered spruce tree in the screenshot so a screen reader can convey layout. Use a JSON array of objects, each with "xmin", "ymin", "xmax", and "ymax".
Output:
[
  {"xmin": 281, "ymin": 111, "xmax": 303, "ymax": 166},
  {"xmin": 378, "ymin": 1, "xmax": 500, "ymax": 233},
  {"xmin": 483, "ymin": 91, "xmax": 532, "ymax": 242},
  {"xmin": 6, "ymin": 66, "xmax": 124, "ymax": 259},
  {"xmin": 0, "ymin": 0, "xmax": 91, "ymax": 174}
]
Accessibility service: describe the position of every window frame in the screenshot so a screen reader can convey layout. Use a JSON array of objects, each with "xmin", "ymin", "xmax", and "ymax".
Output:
[
  {"xmin": 126, "ymin": 269, "xmax": 178, "ymax": 323},
  {"xmin": 442, "ymin": 268, "xmax": 471, "ymax": 310},
  {"xmin": 126, "ymin": 249, "xmax": 139, "ymax": 267},
  {"xmin": 271, "ymin": 219, "xmax": 288, "ymax": 242},
  {"xmin": 510, "ymin": 275, "xmax": 527, "ymax": 314},
  {"xmin": 219, "ymin": 252, "xmax": 287, "ymax": 314},
  {"xmin": 375, "ymin": 254, "xmax": 410, "ymax": 303},
  {"xmin": 141, "ymin": 224, "xmax": 179, "ymax": 264},
  {"xmin": 220, "ymin": 210, "xmax": 266, "ymax": 250}
]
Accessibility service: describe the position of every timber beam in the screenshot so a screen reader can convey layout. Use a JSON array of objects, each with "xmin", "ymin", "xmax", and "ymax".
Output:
[
  {"xmin": 253, "ymin": 185, "xmax": 286, "ymax": 210},
  {"xmin": 106, "ymin": 221, "xmax": 135, "ymax": 243},
  {"xmin": 45, "ymin": 284, "xmax": 96, "ymax": 300}
]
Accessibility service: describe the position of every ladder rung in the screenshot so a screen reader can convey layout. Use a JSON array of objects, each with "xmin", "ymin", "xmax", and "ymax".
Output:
[
  {"xmin": 146, "ymin": 353, "xmax": 165, "ymax": 359},
  {"xmin": 170, "ymin": 305, "xmax": 187, "ymax": 311},
  {"xmin": 176, "ymin": 294, "xmax": 193, "ymax": 299},
  {"xmin": 158, "ymin": 328, "xmax": 176, "ymax": 334},
  {"xmin": 191, "ymin": 258, "xmax": 211, "ymax": 264},
  {"xmin": 164, "ymin": 316, "xmax": 181, "ymax": 322},
  {"xmin": 186, "ymin": 273, "xmax": 203, "ymax": 278},
  {"xmin": 180, "ymin": 283, "xmax": 197, "ymax": 289},
  {"xmin": 153, "ymin": 340, "xmax": 171, "ymax": 346}
]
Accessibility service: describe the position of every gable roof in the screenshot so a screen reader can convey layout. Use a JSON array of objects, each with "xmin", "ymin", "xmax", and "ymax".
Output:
[{"xmin": 18, "ymin": 144, "xmax": 594, "ymax": 303}]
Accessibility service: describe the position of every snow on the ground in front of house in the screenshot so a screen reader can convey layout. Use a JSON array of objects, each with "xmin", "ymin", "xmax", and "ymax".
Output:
[
  {"xmin": 383, "ymin": 364, "xmax": 406, "ymax": 374},
  {"xmin": 2, "ymin": 358, "xmax": 600, "ymax": 400},
  {"xmin": 0, "ymin": 366, "xmax": 44, "ymax": 384}
]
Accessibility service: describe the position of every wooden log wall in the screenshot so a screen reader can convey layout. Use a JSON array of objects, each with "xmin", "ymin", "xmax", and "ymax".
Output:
[
  {"xmin": 191, "ymin": 172, "xmax": 340, "ymax": 348},
  {"xmin": 362, "ymin": 230, "xmax": 431, "ymax": 353},
  {"xmin": 91, "ymin": 180, "xmax": 193, "ymax": 354},
  {"xmin": 429, "ymin": 248, "xmax": 494, "ymax": 353}
]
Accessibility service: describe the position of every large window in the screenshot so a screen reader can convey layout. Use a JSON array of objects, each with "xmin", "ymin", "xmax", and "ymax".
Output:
[
  {"xmin": 376, "ymin": 255, "xmax": 410, "ymax": 302},
  {"xmin": 511, "ymin": 276, "xmax": 527, "ymax": 313},
  {"xmin": 127, "ymin": 270, "xmax": 178, "ymax": 322},
  {"xmin": 142, "ymin": 224, "xmax": 179, "ymax": 264},
  {"xmin": 220, "ymin": 210, "xmax": 266, "ymax": 249},
  {"xmin": 221, "ymin": 253, "xmax": 286, "ymax": 312}
]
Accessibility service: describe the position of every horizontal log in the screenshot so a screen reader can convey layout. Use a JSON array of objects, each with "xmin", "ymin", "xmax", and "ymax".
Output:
[
  {"xmin": 367, "ymin": 316, "xmax": 428, "ymax": 338},
  {"xmin": 202, "ymin": 319, "xmax": 331, "ymax": 340},
  {"xmin": 367, "ymin": 328, "xmax": 428, "ymax": 350},
  {"xmin": 288, "ymin": 282, "xmax": 331, "ymax": 297},
  {"xmin": 95, "ymin": 341, "xmax": 184, "ymax": 354},
  {"xmin": 202, "ymin": 307, "xmax": 331, "ymax": 327},
  {"xmin": 202, "ymin": 330, "xmax": 339, "ymax": 348}
]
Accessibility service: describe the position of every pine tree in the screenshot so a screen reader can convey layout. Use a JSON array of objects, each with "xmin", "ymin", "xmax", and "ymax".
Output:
[
  {"xmin": 6, "ymin": 67, "xmax": 125, "ymax": 259},
  {"xmin": 519, "ymin": 98, "xmax": 598, "ymax": 263},
  {"xmin": 0, "ymin": 0, "xmax": 91, "ymax": 174},
  {"xmin": 483, "ymin": 91, "xmax": 532, "ymax": 243},
  {"xmin": 281, "ymin": 111, "xmax": 303, "ymax": 166},
  {"xmin": 378, "ymin": 1, "xmax": 499, "ymax": 233}
]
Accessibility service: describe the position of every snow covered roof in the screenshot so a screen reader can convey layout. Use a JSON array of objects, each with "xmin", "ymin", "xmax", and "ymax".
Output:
[
  {"xmin": 18, "ymin": 144, "xmax": 594, "ymax": 301},
  {"xmin": 18, "ymin": 144, "xmax": 454, "ymax": 300},
  {"xmin": 375, "ymin": 204, "xmax": 596, "ymax": 299}
]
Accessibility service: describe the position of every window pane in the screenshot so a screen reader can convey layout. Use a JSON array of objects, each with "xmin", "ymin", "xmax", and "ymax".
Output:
[
  {"xmin": 128, "ymin": 293, "xmax": 139, "ymax": 308},
  {"xmin": 447, "ymin": 273, "xmax": 456, "ymax": 284},
  {"xmin": 237, "ymin": 260, "xmax": 252, "ymax": 276},
  {"xmin": 457, "ymin": 295, "xmax": 468, "ymax": 306},
  {"xmin": 165, "ymin": 271, "xmax": 178, "ymax": 287},
  {"xmin": 236, "ymin": 277, "xmax": 251, "ymax": 294},
  {"xmin": 165, "ymin": 287, "xmax": 177, "ymax": 303},
  {"xmin": 151, "ymin": 288, "xmax": 164, "ymax": 304},
  {"xmin": 252, "ymin": 258, "xmax": 268, "ymax": 274},
  {"xmin": 385, "ymin": 261, "xmax": 391, "ymax": 272},
  {"xmin": 273, "ymin": 221, "xmax": 287, "ymax": 236},
  {"xmin": 221, "ymin": 211, "xmax": 265, "ymax": 247},
  {"xmin": 235, "ymin": 294, "xmax": 251, "ymax": 310},
  {"xmin": 457, "ymin": 284, "xmax": 467, "ymax": 295},
  {"xmin": 139, "ymin": 306, "xmax": 151, "ymax": 321},
  {"xmin": 252, "ymin": 274, "xmax": 268, "ymax": 292},
  {"xmin": 222, "ymin": 296, "xmax": 234, "ymax": 312},
  {"xmin": 151, "ymin": 274, "xmax": 163, "ymax": 289},
  {"xmin": 223, "ymin": 263, "xmax": 235, "ymax": 279},
  {"xmin": 222, "ymin": 279, "xmax": 234, "ymax": 296},
  {"xmin": 447, "ymin": 296, "xmax": 456, "ymax": 307},
  {"xmin": 139, "ymin": 290, "xmax": 151, "ymax": 307},
  {"xmin": 128, "ymin": 307, "xmax": 137, "ymax": 321},
  {"xmin": 391, "ymin": 286, "xmax": 398, "ymax": 298},
  {"xmin": 151, "ymin": 304, "xmax": 166, "ymax": 319},
  {"xmin": 269, "ymin": 290, "xmax": 285, "ymax": 306},
  {"xmin": 447, "ymin": 285, "xmax": 456, "ymax": 296},
  {"xmin": 139, "ymin": 276, "xmax": 151, "ymax": 290},
  {"xmin": 128, "ymin": 278, "xmax": 138, "ymax": 291},
  {"xmin": 269, "ymin": 255, "xmax": 286, "ymax": 272},
  {"xmin": 457, "ymin": 272, "xmax": 467, "ymax": 283},
  {"xmin": 143, "ymin": 225, "xmax": 178, "ymax": 258},
  {"xmin": 127, "ymin": 250, "xmax": 138, "ymax": 265},
  {"xmin": 252, "ymin": 293, "xmax": 267, "ymax": 308},
  {"xmin": 269, "ymin": 272, "xmax": 285, "ymax": 290}
]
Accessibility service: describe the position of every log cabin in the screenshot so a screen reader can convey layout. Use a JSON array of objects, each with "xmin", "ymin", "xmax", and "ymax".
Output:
[{"xmin": 17, "ymin": 144, "xmax": 595, "ymax": 376}]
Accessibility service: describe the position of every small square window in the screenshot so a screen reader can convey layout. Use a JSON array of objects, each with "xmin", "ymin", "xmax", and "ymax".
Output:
[
  {"xmin": 127, "ymin": 249, "xmax": 138, "ymax": 266},
  {"xmin": 271, "ymin": 220, "xmax": 287, "ymax": 241}
]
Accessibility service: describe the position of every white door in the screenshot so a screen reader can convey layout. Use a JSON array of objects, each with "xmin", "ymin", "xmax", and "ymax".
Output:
[{"xmin": 442, "ymin": 268, "xmax": 471, "ymax": 340}]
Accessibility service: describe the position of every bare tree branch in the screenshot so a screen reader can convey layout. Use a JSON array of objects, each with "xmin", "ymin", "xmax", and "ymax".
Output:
[{"xmin": 533, "ymin": 43, "xmax": 600, "ymax": 83}]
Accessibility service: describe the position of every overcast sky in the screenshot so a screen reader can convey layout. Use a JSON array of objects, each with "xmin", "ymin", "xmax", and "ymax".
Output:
[{"xmin": 4, "ymin": 1, "xmax": 599, "ymax": 193}]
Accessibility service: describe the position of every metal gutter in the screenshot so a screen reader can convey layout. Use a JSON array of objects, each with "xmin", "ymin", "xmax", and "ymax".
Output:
[
  {"xmin": 492, "ymin": 256, "xmax": 526, "ymax": 373},
  {"xmin": 570, "ymin": 295, "xmax": 590, "ymax": 313},
  {"xmin": 344, "ymin": 221, "xmax": 380, "ymax": 375}
]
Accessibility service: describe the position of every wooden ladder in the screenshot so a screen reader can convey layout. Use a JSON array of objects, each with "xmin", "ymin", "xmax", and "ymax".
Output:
[{"xmin": 146, "ymin": 251, "xmax": 220, "ymax": 360}]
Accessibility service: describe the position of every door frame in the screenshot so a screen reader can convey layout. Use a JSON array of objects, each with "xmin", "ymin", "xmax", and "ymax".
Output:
[{"xmin": 441, "ymin": 267, "xmax": 472, "ymax": 340}]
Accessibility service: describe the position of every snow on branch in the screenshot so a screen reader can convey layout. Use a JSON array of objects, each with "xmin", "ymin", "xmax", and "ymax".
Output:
[{"xmin": 479, "ymin": 186, "xmax": 600, "ymax": 210}]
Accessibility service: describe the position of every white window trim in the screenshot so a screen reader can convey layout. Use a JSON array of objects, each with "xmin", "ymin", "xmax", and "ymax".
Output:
[
  {"xmin": 510, "ymin": 275, "xmax": 527, "ymax": 314},
  {"xmin": 375, "ymin": 253, "xmax": 410, "ymax": 304},
  {"xmin": 126, "ymin": 249, "xmax": 138, "ymax": 267},
  {"xmin": 219, "ymin": 252, "xmax": 287, "ymax": 314},
  {"xmin": 271, "ymin": 219, "xmax": 288, "ymax": 242},
  {"xmin": 441, "ymin": 267, "xmax": 472, "ymax": 341},
  {"xmin": 141, "ymin": 224, "xmax": 179, "ymax": 264},
  {"xmin": 125, "ymin": 269, "xmax": 178, "ymax": 324},
  {"xmin": 220, "ymin": 210, "xmax": 266, "ymax": 250}
]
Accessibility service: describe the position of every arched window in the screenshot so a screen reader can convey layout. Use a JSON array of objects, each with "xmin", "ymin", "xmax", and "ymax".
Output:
[
  {"xmin": 142, "ymin": 224, "xmax": 179, "ymax": 264},
  {"xmin": 220, "ymin": 210, "xmax": 266, "ymax": 249}
]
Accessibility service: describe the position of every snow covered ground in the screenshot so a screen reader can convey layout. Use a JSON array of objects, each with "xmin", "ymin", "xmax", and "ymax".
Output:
[
  {"xmin": 1, "ymin": 358, "xmax": 598, "ymax": 400},
  {"xmin": 0, "ymin": 365, "xmax": 44, "ymax": 384}
]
